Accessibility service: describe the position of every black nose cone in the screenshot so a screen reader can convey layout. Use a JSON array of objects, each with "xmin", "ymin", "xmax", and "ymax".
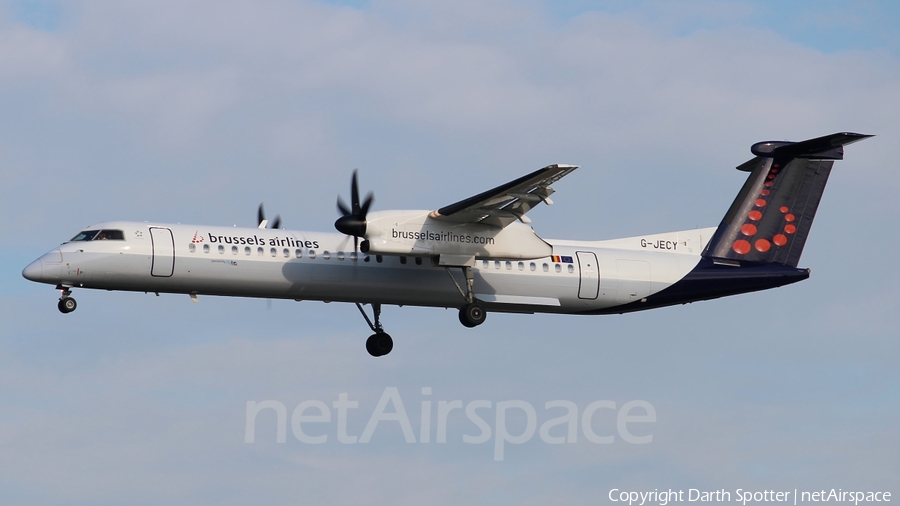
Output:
[{"xmin": 334, "ymin": 215, "xmax": 366, "ymax": 237}]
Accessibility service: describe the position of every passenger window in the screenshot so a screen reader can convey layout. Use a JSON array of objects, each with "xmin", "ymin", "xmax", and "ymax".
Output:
[
  {"xmin": 232, "ymin": 246, "xmax": 238, "ymax": 255},
  {"xmin": 415, "ymin": 257, "xmax": 422, "ymax": 265},
  {"xmin": 323, "ymin": 251, "xmax": 331, "ymax": 260},
  {"xmin": 203, "ymin": 244, "xmax": 210, "ymax": 253},
  {"xmin": 350, "ymin": 252, "xmax": 358, "ymax": 261},
  {"xmin": 270, "ymin": 248, "xmax": 277, "ymax": 257},
  {"xmin": 518, "ymin": 262, "xmax": 524, "ymax": 271},
  {"xmin": 337, "ymin": 251, "xmax": 345, "ymax": 261},
  {"xmin": 189, "ymin": 243, "xmax": 196, "ymax": 253},
  {"xmin": 308, "ymin": 250, "xmax": 316, "ymax": 259},
  {"xmin": 376, "ymin": 255, "xmax": 383, "ymax": 263},
  {"xmin": 257, "ymin": 247, "xmax": 264, "ymax": 256},
  {"xmin": 283, "ymin": 248, "xmax": 290, "ymax": 258},
  {"xmin": 542, "ymin": 263, "xmax": 548, "ymax": 272},
  {"xmin": 568, "ymin": 264, "xmax": 574, "ymax": 273},
  {"xmin": 218, "ymin": 245, "xmax": 225, "ymax": 254},
  {"xmin": 295, "ymin": 249, "xmax": 302, "ymax": 258},
  {"xmin": 364, "ymin": 255, "xmax": 370, "ymax": 262},
  {"xmin": 400, "ymin": 256, "xmax": 407, "ymax": 265},
  {"xmin": 530, "ymin": 262, "xmax": 536, "ymax": 271},
  {"xmin": 505, "ymin": 261, "xmax": 512, "ymax": 270},
  {"xmin": 494, "ymin": 261, "xmax": 501, "ymax": 269},
  {"xmin": 555, "ymin": 264, "xmax": 561, "ymax": 273},
  {"xmin": 483, "ymin": 260, "xmax": 489, "ymax": 268},
  {"xmin": 245, "ymin": 246, "xmax": 251, "ymax": 256}
]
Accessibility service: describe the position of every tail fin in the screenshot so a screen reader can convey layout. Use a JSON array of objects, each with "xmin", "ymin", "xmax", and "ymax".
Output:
[{"xmin": 703, "ymin": 132, "xmax": 872, "ymax": 266}]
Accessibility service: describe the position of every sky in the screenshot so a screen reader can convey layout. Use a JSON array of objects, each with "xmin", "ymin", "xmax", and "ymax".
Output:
[{"xmin": 1, "ymin": 1, "xmax": 898, "ymax": 504}]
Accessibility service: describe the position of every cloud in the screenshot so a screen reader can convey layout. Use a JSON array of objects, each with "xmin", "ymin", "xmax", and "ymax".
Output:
[{"xmin": 0, "ymin": 24, "xmax": 67, "ymax": 84}]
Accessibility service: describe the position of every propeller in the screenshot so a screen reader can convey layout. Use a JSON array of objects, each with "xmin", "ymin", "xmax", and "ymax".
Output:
[
  {"xmin": 257, "ymin": 203, "xmax": 282, "ymax": 229},
  {"xmin": 335, "ymin": 169, "xmax": 373, "ymax": 251},
  {"xmin": 257, "ymin": 203, "xmax": 281, "ymax": 311}
]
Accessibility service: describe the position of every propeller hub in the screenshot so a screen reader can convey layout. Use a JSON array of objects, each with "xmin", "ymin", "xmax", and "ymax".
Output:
[{"xmin": 334, "ymin": 215, "xmax": 366, "ymax": 238}]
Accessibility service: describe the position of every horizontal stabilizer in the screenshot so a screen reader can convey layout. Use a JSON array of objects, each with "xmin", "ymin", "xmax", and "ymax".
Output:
[{"xmin": 738, "ymin": 132, "xmax": 873, "ymax": 171}]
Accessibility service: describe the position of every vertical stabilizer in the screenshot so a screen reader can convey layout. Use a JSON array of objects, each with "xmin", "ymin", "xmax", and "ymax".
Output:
[{"xmin": 703, "ymin": 132, "xmax": 871, "ymax": 266}]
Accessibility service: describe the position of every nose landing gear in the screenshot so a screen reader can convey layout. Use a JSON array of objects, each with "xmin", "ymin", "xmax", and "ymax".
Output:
[{"xmin": 57, "ymin": 286, "xmax": 77, "ymax": 314}]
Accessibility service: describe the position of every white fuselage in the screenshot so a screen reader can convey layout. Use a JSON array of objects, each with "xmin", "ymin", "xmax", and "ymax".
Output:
[{"xmin": 24, "ymin": 221, "xmax": 716, "ymax": 314}]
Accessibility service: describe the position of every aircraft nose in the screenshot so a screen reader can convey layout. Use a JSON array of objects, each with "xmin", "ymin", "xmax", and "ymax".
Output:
[{"xmin": 22, "ymin": 258, "xmax": 43, "ymax": 281}]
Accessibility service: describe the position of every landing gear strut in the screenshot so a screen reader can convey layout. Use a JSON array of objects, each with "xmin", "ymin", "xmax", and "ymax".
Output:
[
  {"xmin": 356, "ymin": 302, "xmax": 393, "ymax": 357},
  {"xmin": 57, "ymin": 286, "xmax": 77, "ymax": 314},
  {"xmin": 446, "ymin": 265, "xmax": 487, "ymax": 328}
]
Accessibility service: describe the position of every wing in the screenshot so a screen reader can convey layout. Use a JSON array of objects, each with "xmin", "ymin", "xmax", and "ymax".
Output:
[{"xmin": 429, "ymin": 164, "xmax": 578, "ymax": 228}]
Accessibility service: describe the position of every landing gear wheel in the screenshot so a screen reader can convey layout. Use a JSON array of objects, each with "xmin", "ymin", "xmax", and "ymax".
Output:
[
  {"xmin": 459, "ymin": 303, "xmax": 486, "ymax": 328},
  {"xmin": 58, "ymin": 297, "xmax": 77, "ymax": 314},
  {"xmin": 366, "ymin": 332, "xmax": 393, "ymax": 357},
  {"xmin": 355, "ymin": 303, "xmax": 395, "ymax": 357}
]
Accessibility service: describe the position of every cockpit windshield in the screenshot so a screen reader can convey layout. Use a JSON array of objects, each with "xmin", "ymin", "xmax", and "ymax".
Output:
[
  {"xmin": 68, "ymin": 229, "xmax": 125, "ymax": 242},
  {"xmin": 70, "ymin": 230, "xmax": 99, "ymax": 241}
]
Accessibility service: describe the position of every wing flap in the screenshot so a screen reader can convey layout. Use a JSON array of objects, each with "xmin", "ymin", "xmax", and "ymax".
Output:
[{"xmin": 431, "ymin": 164, "xmax": 578, "ymax": 228}]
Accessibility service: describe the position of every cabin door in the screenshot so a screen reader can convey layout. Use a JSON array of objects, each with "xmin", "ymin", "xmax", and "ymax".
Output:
[
  {"xmin": 150, "ymin": 227, "xmax": 175, "ymax": 277},
  {"xmin": 576, "ymin": 251, "xmax": 600, "ymax": 299}
]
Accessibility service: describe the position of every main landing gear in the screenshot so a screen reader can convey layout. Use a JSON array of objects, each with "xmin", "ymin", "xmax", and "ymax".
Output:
[
  {"xmin": 459, "ymin": 302, "xmax": 486, "ymax": 328},
  {"xmin": 354, "ymin": 265, "xmax": 488, "ymax": 357},
  {"xmin": 447, "ymin": 265, "xmax": 487, "ymax": 329},
  {"xmin": 356, "ymin": 302, "xmax": 393, "ymax": 357},
  {"xmin": 57, "ymin": 286, "xmax": 77, "ymax": 314}
]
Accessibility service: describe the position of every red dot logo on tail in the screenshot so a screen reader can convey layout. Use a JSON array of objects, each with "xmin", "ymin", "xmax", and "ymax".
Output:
[{"xmin": 733, "ymin": 240, "xmax": 751, "ymax": 255}]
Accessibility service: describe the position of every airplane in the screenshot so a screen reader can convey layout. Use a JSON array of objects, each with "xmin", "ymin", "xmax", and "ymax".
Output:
[{"xmin": 23, "ymin": 132, "xmax": 871, "ymax": 357}]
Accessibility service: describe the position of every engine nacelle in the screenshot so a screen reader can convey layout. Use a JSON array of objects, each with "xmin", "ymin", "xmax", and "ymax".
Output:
[{"xmin": 361, "ymin": 210, "xmax": 551, "ymax": 260}]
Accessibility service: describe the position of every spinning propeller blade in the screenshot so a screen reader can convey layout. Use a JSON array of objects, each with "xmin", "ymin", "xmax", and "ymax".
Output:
[
  {"xmin": 334, "ymin": 169, "xmax": 373, "ymax": 252},
  {"xmin": 257, "ymin": 203, "xmax": 283, "ymax": 229}
]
